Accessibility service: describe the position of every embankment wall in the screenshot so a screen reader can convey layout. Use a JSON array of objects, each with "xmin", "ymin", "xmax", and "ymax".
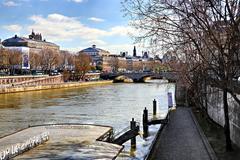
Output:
[
  {"xmin": 204, "ymin": 86, "xmax": 240, "ymax": 147},
  {"xmin": 0, "ymin": 80, "xmax": 113, "ymax": 94}
]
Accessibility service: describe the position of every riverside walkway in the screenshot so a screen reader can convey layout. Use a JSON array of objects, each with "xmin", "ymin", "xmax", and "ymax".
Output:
[{"xmin": 148, "ymin": 107, "xmax": 217, "ymax": 160}]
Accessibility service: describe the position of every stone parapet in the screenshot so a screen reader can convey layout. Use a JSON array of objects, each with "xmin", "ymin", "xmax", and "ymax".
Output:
[{"xmin": 0, "ymin": 75, "xmax": 49, "ymax": 85}]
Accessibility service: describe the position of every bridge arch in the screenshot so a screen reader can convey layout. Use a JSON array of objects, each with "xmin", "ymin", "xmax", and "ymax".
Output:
[
  {"xmin": 100, "ymin": 72, "xmax": 178, "ymax": 83},
  {"xmin": 113, "ymin": 75, "xmax": 133, "ymax": 83}
]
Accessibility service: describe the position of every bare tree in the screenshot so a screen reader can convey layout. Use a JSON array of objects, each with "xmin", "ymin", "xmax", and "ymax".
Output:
[
  {"xmin": 59, "ymin": 50, "xmax": 75, "ymax": 70},
  {"xmin": 3, "ymin": 49, "xmax": 22, "ymax": 75},
  {"xmin": 110, "ymin": 56, "xmax": 119, "ymax": 72},
  {"xmin": 29, "ymin": 52, "xmax": 41, "ymax": 70},
  {"xmin": 0, "ymin": 48, "xmax": 10, "ymax": 71},
  {"xmin": 123, "ymin": 0, "xmax": 240, "ymax": 150},
  {"xmin": 39, "ymin": 49, "xmax": 60, "ymax": 73},
  {"xmin": 75, "ymin": 53, "xmax": 92, "ymax": 80}
]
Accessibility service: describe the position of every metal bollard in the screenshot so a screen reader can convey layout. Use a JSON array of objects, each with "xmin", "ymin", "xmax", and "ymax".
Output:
[
  {"xmin": 130, "ymin": 118, "xmax": 136, "ymax": 149},
  {"xmin": 153, "ymin": 99, "xmax": 157, "ymax": 115},
  {"xmin": 143, "ymin": 107, "xmax": 149, "ymax": 138}
]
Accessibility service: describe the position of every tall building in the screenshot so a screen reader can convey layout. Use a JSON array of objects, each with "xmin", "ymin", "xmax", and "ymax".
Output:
[
  {"xmin": 133, "ymin": 46, "xmax": 137, "ymax": 57},
  {"xmin": 120, "ymin": 51, "xmax": 128, "ymax": 57}
]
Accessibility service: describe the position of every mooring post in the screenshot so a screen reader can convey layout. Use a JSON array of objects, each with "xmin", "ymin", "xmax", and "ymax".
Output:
[
  {"xmin": 143, "ymin": 107, "xmax": 149, "ymax": 138},
  {"xmin": 130, "ymin": 118, "xmax": 136, "ymax": 149},
  {"xmin": 153, "ymin": 99, "xmax": 157, "ymax": 115},
  {"xmin": 168, "ymin": 92, "xmax": 173, "ymax": 122}
]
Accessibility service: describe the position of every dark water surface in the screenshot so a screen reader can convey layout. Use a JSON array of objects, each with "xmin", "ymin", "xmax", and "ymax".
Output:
[{"xmin": 0, "ymin": 80, "xmax": 175, "ymax": 159}]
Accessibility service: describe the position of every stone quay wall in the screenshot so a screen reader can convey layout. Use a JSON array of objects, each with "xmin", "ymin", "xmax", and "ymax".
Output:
[
  {"xmin": 0, "ymin": 75, "xmax": 63, "ymax": 88},
  {"xmin": 0, "ymin": 80, "xmax": 113, "ymax": 94},
  {"xmin": 0, "ymin": 75, "xmax": 49, "ymax": 85},
  {"xmin": 204, "ymin": 86, "xmax": 240, "ymax": 147}
]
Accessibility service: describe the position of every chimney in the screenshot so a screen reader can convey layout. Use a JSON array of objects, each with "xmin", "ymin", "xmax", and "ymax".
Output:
[
  {"xmin": 92, "ymin": 44, "xmax": 96, "ymax": 48},
  {"xmin": 14, "ymin": 35, "xmax": 18, "ymax": 38}
]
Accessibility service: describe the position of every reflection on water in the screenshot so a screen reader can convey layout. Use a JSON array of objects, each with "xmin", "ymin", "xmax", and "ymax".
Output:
[{"xmin": 0, "ymin": 80, "xmax": 175, "ymax": 159}]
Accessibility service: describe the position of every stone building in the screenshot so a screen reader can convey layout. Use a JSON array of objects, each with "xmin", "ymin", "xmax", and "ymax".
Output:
[
  {"xmin": 2, "ymin": 31, "xmax": 60, "ymax": 54},
  {"xmin": 162, "ymin": 51, "xmax": 177, "ymax": 63},
  {"xmin": 102, "ymin": 46, "xmax": 163, "ymax": 72},
  {"xmin": 102, "ymin": 54, "xmax": 161, "ymax": 73},
  {"xmin": 79, "ymin": 45, "xmax": 110, "ymax": 67},
  {"xmin": 2, "ymin": 31, "xmax": 60, "ymax": 70}
]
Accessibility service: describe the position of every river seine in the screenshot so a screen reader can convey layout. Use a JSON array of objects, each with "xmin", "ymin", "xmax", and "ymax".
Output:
[{"xmin": 0, "ymin": 80, "xmax": 175, "ymax": 159}]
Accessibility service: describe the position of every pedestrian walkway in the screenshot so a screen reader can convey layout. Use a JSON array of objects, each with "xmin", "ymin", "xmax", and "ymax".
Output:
[{"xmin": 148, "ymin": 107, "xmax": 217, "ymax": 160}]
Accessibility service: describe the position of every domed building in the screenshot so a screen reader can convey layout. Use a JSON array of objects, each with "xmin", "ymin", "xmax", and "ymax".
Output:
[{"xmin": 79, "ymin": 45, "xmax": 110, "ymax": 67}]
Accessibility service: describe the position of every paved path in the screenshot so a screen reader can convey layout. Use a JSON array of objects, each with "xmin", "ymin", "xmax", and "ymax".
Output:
[{"xmin": 148, "ymin": 107, "xmax": 217, "ymax": 160}]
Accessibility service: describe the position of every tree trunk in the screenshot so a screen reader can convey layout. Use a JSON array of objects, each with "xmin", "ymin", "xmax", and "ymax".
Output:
[{"xmin": 223, "ymin": 89, "xmax": 233, "ymax": 151}]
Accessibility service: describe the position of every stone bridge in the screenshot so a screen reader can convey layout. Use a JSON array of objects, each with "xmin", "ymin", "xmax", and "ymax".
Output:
[{"xmin": 100, "ymin": 72, "xmax": 178, "ymax": 82}]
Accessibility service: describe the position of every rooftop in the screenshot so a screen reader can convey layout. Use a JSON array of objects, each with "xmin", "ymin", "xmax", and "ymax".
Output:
[
  {"xmin": 80, "ymin": 45, "xmax": 109, "ymax": 53},
  {"xmin": 2, "ymin": 33, "xmax": 59, "ymax": 48}
]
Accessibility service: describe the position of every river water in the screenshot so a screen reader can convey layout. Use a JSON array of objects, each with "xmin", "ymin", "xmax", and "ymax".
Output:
[{"xmin": 0, "ymin": 80, "xmax": 175, "ymax": 159}]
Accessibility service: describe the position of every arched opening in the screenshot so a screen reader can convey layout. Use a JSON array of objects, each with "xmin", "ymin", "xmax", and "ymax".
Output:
[{"xmin": 114, "ymin": 75, "xmax": 133, "ymax": 83}]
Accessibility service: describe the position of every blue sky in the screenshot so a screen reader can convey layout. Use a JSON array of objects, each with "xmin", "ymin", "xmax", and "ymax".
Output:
[{"xmin": 0, "ymin": 0, "xmax": 139, "ymax": 54}]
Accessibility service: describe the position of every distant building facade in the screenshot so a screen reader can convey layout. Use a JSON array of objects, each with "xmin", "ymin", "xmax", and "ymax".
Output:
[
  {"xmin": 120, "ymin": 51, "xmax": 128, "ymax": 57},
  {"xmin": 2, "ymin": 31, "xmax": 60, "ymax": 70},
  {"xmin": 2, "ymin": 31, "xmax": 60, "ymax": 54},
  {"xmin": 102, "ymin": 46, "xmax": 162, "ymax": 72},
  {"xmin": 79, "ymin": 45, "xmax": 110, "ymax": 67},
  {"xmin": 162, "ymin": 51, "xmax": 177, "ymax": 63}
]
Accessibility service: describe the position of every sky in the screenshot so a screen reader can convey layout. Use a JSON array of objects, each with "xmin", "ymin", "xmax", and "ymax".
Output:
[{"xmin": 0, "ymin": 0, "xmax": 140, "ymax": 55}]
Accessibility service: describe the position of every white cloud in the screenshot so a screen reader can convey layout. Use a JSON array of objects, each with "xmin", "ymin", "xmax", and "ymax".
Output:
[
  {"xmin": 28, "ymin": 14, "xmax": 108, "ymax": 41},
  {"xmin": 87, "ymin": 39, "xmax": 107, "ymax": 46},
  {"xmin": 28, "ymin": 13, "xmax": 135, "ymax": 42},
  {"xmin": 103, "ymin": 44, "xmax": 134, "ymax": 54},
  {"xmin": 88, "ymin": 17, "xmax": 105, "ymax": 22},
  {"xmin": 26, "ymin": 13, "xmax": 141, "ymax": 53},
  {"xmin": 3, "ymin": 24, "xmax": 22, "ymax": 32},
  {"xmin": 2, "ymin": 0, "xmax": 19, "ymax": 7},
  {"xmin": 109, "ymin": 26, "xmax": 135, "ymax": 37},
  {"xmin": 69, "ymin": 0, "xmax": 84, "ymax": 3}
]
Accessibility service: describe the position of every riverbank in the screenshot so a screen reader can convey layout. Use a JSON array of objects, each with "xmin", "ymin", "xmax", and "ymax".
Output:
[{"xmin": 0, "ymin": 80, "xmax": 113, "ymax": 94}]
